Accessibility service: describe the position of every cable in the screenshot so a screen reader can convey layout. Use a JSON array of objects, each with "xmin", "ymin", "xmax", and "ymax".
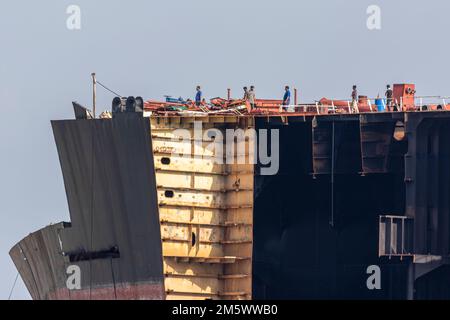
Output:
[
  {"xmin": 96, "ymin": 80, "xmax": 122, "ymax": 98},
  {"xmin": 17, "ymin": 244, "xmax": 39, "ymax": 299},
  {"xmin": 57, "ymin": 228, "xmax": 71, "ymax": 299},
  {"xmin": 110, "ymin": 257, "xmax": 117, "ymax": 299},
  {"xmin": 8, "ymin": 272, "xmax": 19, "ymax": 300}
]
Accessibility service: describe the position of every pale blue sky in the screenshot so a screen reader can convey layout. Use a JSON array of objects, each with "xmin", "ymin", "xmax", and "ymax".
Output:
[{"xmin": 1, "ymin": 0, "xmax": 449, "ymax": 299}]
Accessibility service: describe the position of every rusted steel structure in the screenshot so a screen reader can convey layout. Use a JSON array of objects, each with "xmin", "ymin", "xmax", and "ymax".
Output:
[{"xmin": 10, "ymin": 84, "xmax": 450, "ymax": 300}]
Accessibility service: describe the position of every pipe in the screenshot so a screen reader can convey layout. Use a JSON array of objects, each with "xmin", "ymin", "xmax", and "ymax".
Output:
[
  {"xmin": 91, "ymin": 73, "xmax": 97, "ymax": 118},
  {"xmin": 227, "ymin": 88, "xmax": 231, "ymax": 101},
  {"xmin": 294, "ymin": 88, "xmax": 298, "ymax": 105}
]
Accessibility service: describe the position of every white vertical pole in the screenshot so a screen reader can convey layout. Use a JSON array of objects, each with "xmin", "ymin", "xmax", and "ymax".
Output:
[{"xmin": 91, "ymin": 73, "xmax": 97, "ymax": 118}]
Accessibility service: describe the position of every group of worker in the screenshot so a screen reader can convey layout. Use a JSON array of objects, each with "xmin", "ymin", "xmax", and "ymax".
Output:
[
  {"xmin": 195, "ymin": 85, "xmax": 292, "ymax": 108},
  {"xmin": 195, "ymin": 84, "xmax": 394, "ymax": 111},
  {"xmin": 352, "ymin": 84, "xmax": 394, "ymax": 111},
  {"xmin": 243, "ymin": 86, "xmax": 256, "ymax": 109}
]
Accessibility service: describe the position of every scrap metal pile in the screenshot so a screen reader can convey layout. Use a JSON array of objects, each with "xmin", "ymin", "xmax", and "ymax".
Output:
[{"xmin": 143, "ymin": 96, "xmax": 285, "ymax": 116}]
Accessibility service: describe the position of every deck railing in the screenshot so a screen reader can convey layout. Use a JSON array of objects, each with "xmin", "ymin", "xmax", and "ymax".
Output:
[{"xmin": 279, "ymin": 96, "xmax": 450, "ymax": 115}]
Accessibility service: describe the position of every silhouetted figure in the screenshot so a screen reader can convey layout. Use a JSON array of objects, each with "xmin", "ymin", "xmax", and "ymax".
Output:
[
  {"xmin": 385, "ymin": 85, "xmax": 393, "ymax": 111},
  {"xmin": 195, "ymin": 86, "xmax": 202, "ymax": 106},
  {"xmin": 248, "ymin": 86, "xmax": 256, "ymax": 109},
  {"xmin": 283, "ymin": 86, "xmax": 291, "ymax": 106},
  {"xmin": 243, "ymin": 87, "xmax": 249, "ymax": 100}
]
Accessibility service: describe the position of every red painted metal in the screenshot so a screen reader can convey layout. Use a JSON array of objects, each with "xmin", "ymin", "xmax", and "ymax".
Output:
[
  {"xmin": 393, "ymin": 84, "xmax": 416, "ymax": 110},
  {"xmin": 143, "ymin": 83, "xmax": 448, "ymax": 116}
]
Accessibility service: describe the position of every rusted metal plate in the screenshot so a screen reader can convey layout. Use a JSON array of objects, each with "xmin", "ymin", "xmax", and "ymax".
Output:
[{"xmin": 153, "ymin": 119, "xmax": 254, "ymax": 300}]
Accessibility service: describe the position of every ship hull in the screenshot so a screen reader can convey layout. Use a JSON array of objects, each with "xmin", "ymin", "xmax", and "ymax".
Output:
[
  {"xmin": 10, "ymin": 111, "xmax": 450, "ymax": 300},
  {"xmin": 11, "ymin": 113, "xmax": 165, "ymax": 300}
]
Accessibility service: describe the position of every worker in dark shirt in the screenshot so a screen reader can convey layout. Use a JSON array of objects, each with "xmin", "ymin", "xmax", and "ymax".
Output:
[
  {"xmin": 385, "ymin": 85, "xmax": 393, "ymax": 111},
  {"xmin": 243, "ymin": 87, "xmax": 249, "ymax": 100},
  {"xmin": 248, "ymin": 86, "xmax": 256, "ymax": 109},
  {"xmin": 283, "ymin": 86, "xmax": 291, "ymax": 106},
  {"xmin": 351, "ymin": 85, "xmax": 358, "ymax": 110},
  {"xmin": 195, "ymin": 86, "xmax": 202, "ymax": 106}
]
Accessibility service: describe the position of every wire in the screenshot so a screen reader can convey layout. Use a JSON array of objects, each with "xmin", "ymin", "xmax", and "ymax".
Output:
[
  {"xmin": 110, "ymin": 257, "xmax": 117, "ymax": 299},
  {"xmin": 17, "ymin": 244, "xmax": 39, "ymax": 299},
  {"xmin": 8, "ymin": 272, "xmax": 19, "ymax": 300},
  {"xmin": 96, "ymin": 80, "xmax": 123, "ymax": 98}
]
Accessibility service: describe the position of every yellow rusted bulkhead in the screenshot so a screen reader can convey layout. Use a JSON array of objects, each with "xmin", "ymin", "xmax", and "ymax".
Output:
[{"xmin": 150, "ymin": 115, "xmax": 254, "ymax": 300}]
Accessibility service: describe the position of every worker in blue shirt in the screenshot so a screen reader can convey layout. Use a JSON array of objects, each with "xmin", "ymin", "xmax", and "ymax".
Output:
[
  {"xmin": 283, "ymin": 86, "xmax": 291, "ymax": 106},
  {"xmin": 195, "ymin": 86, "xmax": 202, "ymax": 106}
]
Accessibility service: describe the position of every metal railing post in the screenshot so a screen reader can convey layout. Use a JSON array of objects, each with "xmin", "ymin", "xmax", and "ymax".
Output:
[{"xmin": 91, "ymin": 73, "xmax": 97, "ymax": 118}]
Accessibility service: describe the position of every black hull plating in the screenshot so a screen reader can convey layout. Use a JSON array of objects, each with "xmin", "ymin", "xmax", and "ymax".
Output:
[
  {"xmin": 253, "ymin": 113, "xmax": 450, "ymax": 299},
  {"xmin": 10, "ymin": 113, "xmax": 165, "ymax": 300}
]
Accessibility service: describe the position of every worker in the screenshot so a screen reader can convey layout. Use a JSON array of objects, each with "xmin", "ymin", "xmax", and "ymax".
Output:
[
  {"xmin": 195, "ymin": 86, "xmax": 202, "ymax": 106},
  {"xmin": 283, "ymin": 86, "xmax": 291, "ymax": 106},
  {"xmin": 243, "ymin": 87, "xmax": 249, "ymax": 100},
  {"xmin": 248, "ymin": 86, "xmax": 256, "ymax": 109},
  {"xmin": 351, "ymin": 85, "xmax": 358, "ymax": 109},
  {"xmin": 385, "ymin": 85, "xmax": 393, "ymax": 111}
]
